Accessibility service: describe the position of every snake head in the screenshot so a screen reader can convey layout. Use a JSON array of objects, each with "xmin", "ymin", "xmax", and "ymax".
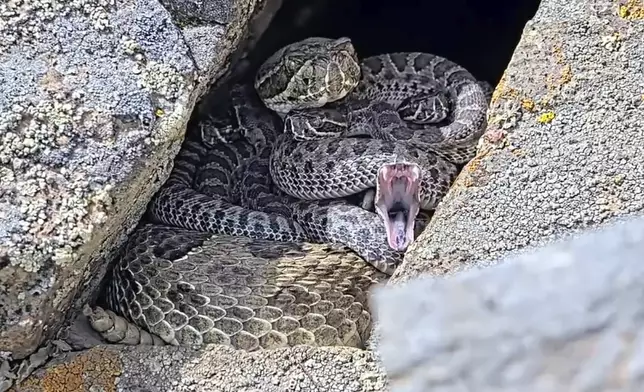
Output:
[
  {"xmin": 375, "ymin": 163, "xmax": 422, "ymax": 252},
  {"xmin": 284, "ymin": 108, "xmax": 347, "ymax": 140},
  {"xmin": 254, "ymin": 37, "xmax": 361, "ymax": 113}
]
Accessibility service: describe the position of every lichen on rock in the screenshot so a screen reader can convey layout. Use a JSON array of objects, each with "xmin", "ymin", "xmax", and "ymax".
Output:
[{"xmin": 0, "ymin": 0, "xmax": 263, "ymax": 364}]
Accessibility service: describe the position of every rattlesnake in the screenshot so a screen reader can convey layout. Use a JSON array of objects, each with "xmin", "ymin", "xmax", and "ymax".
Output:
[
  {"xmin": 258, "ymin": 37, "xmax": 488, "ymax": 250},
  {"xmin": 87, "ymin": 37, "xmax": 489, "ymax": 350}
]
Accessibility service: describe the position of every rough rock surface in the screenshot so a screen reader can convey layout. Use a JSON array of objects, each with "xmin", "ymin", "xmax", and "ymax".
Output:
[
  {"xmin": 11, "ymin": 345, "xmax": 387, "ymax": 392},
  {"xmin": 369, "ymin": 0, "xmax": 644, "ymax": 389},
  {"xmin": 396, "ymin": 0, "xmax": 644, "ymax": 283},
  {"xmin": 0, "ymin": 0, "xmax": 265, "ymax": 360},
  {"xmin": 375, "ymin": 216, "xmax": 644, "ymax": 392}
]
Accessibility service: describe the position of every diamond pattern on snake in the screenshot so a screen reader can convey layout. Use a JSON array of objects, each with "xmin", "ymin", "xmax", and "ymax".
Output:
[{"xmin": 87, "ymin": 37, "xmax": 491, "ymax": 351}]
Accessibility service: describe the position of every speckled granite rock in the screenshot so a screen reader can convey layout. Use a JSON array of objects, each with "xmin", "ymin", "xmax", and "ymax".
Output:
[
  {"xmin": 396, "ymin": 0, "xmax": 644, "ymax": 283},
  {"xmin": 0, "ymin": 0, "xmax": 264, "ymax": 361},
  {"xmin": 11, "ymin": 345, "xmax": 387, "ymax": 392}
]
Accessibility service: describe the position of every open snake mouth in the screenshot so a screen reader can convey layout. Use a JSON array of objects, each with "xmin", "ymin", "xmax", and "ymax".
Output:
[{"xmin": 375, "ymin": 163, "xmax": 422, "ymax": 252}]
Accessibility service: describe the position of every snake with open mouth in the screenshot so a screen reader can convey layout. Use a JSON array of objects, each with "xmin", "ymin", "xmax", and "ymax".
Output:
[
  {"xmin": 256, "ymin": 37, "xmax": 488, "ymax": 250},
  {"xmin": 87, "ymin": 37, "xmax": 490, "ymax": 350}
]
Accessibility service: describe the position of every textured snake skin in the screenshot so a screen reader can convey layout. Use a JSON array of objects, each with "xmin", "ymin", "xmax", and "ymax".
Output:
[
  {"xmin": 254, "ymin": 37, "xmax": 488, "ymax": 251},
  {"xmin": 89, "ymin": 84, "xmax": 398, "ymax": 349},
  {"xmin": 255, "ymin": 37, "xmax": 489, "ymax": 165},
  {"xmin": 148, "ymin": 84, "xmax": 405, "ymax": 273},
  {"xmin": 90, "ymin": 37, "xmax": 490, "ymax": 350},
  {"xmin": 95, "ymin": 224, "xmax": 387, "ymax": 349}
]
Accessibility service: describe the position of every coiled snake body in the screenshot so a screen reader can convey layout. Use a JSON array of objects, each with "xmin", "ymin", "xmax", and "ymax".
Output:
[{"xmin": 89, "ymin": 37, "xmax": 490, "ymax": 350}]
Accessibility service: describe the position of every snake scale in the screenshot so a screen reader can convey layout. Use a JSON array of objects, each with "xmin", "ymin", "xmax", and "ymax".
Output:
[{"xmin": 88, "ymin": 37, "xmax": 490, "ymax": 351}]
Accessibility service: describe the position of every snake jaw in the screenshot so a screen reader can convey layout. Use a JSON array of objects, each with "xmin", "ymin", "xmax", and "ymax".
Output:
[{"xmin": 375, "ymin": 163, "xmax": 422, "ymax": 252}]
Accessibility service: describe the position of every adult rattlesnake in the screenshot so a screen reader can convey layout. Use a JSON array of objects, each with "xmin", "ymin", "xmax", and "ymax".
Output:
[{"xmin": 87, "ymin": 37, "xmax": 489, "ymax": 350}]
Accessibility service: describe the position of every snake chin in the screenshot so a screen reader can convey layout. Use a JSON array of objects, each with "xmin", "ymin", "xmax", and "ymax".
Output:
[{"xmin": 375, "ymin": 162, "xmax": 422, "ymax": 252}]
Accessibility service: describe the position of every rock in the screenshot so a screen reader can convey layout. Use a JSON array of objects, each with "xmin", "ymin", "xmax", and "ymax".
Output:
[
  {"xmin": 172, "ymin": 0, "xmax": 285, "ymax": 85},
  {"xmin": 11, "ymin": 345, "xmax": 387, "ymax": 392},
  {"xmin": 396, "ymin": 0, "xmax": 644, "ymax": 283},
  {"xmin": 374, "ymin": 216, "xmax": 644, "ymax": 391},
  {"xmin": 371, "ymin": 0, "xmax": 644, "ymax": 389},
  {"xmin": 0, "ymin": 0, "xmax": 266, "ymax": 361}
]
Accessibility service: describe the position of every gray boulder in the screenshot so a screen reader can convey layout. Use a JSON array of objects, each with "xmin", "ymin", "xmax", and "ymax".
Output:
[
  {"xmin": 0, "ymin": 1, "xmax": 390, "ymax": 391},
  {"xmin": 0, "ymin": 0, "xmax": 265, "ymax": 361},
  {"xmin": 375, "ymin": 216, "xmax": 644, "ymax": 391}
]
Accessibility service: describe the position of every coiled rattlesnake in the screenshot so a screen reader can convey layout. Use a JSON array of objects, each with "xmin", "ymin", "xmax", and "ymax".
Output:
[{"xmin": 87, "ymin": 37, "xmax": 490, "ymax": 350}]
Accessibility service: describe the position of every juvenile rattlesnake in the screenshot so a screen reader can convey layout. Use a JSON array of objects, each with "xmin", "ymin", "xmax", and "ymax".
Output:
[{"xmin": 87, "ymin": 37, "xmax": 489, "ymax": 350}]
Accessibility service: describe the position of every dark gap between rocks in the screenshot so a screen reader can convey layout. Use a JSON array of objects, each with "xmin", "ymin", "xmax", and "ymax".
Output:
[{"xmin": 241, "ymin": 0, "xmax": 542, "ymax": 85}]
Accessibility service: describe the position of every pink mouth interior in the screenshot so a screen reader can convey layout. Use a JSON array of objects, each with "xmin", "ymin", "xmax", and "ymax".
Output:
[{"xmin": 375, "ymin": 163, "xmax": 422, "ymax": 252}]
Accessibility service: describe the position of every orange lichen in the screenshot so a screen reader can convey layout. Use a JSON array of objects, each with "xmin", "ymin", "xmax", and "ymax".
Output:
[
  {"xmin": 619, "ymin": 0, "xmax": 644, "ymax": 19},
  {"xmin": 510, "ymin": 148, "xmax": 526, "ymax": 158},
  {"xmin": 465, "ymin": 157, "xmax": 481, "ymax": 174},
  {"xmin": 489, "ymin": 73, "xmax": 507, "ymax": 107},
  {"xmin": 544, "ymin": 43, "xmax": 573, "ymax": 96},
  {"xmin": 552, "ymin": 44, "xmax": 566, "ymax": 65},
  {"xmin": 462, "ymin": 177, "xmax": 474, "ymax": 188},
  {"xmin": 13, "ymin": 347, "xmax": 122, "ymax": 392},
  {"xmin": 560, "ymin": 64, "xmax": 572, "ymax": 85},
  {"xmin": 490, "ymin": 73, "xmax": 521, "ymax": 108},
  {"xmin": 458, "ymin": 148, "xmax": 495, "ymax": 188},
  {"xmin": 520, "ymin": 98, "xmax": 536, "ymax": 112}
]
